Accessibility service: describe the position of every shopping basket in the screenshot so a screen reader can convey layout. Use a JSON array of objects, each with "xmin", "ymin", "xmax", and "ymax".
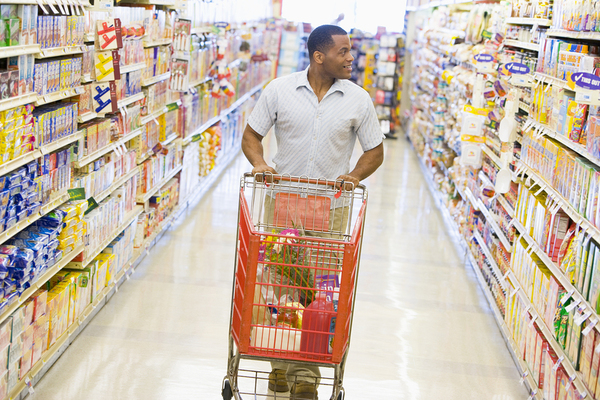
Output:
[{"xmin": 223, "ymin": 173, "xmax": 368, "ymax": 400}]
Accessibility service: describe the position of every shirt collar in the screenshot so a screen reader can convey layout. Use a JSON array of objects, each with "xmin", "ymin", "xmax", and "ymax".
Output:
[{"xmin": 296, "ymin": 67, "xmax": 346, "ymax": 96}]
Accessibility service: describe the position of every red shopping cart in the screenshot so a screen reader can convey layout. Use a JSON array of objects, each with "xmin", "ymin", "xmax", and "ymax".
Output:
[{"xmin": 222, "ymin": 173, "xmax": 368, "ymax": 400}]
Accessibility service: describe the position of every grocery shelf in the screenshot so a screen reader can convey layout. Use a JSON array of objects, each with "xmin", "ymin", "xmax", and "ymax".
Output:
[
  {"xmin": 94, "ymin": 166, "xmax": 141, "ymax": 203},
  {"xmin": 140, "ymin": 106, "xmax": 168, "ymax": 125},
  {"xmin": 0, "ymin": 243, "xmax": 84, "ymax": 329},
  {"xmin": 505, "ymin": 17, "xmax": 551, "ymax": 26},
  {"xmin": 78, "ymin": 111, "xmax": 98, "ymax": 123},
  {"xmin": 70, "ymin": 205, "xmax": 144, "ymax": 269},
  {"xmin": 519, "ymin": 101, "xmax": 530, "ymax": 114},
  {"xmin": 482, "ymin": 144, "xmax": 503, "ymax": 168},
  {"xmin": 143, "ymin": 38, "xmax": 172, "ymax": 48},
  {"xmin": 191, "ymin": 26, "xmax": 213, "ymax": 35},
  {"xmin": 0, "ymin": 92, "xmax": 38, "ymax": 112},
  {"xmin": 505, "ymin": 270, "xmax": 593, "ymax": 399},
  {"xmin": 141, "ymin": 71, "xmax": 171, "ymax": 86},
  {"xmin": 74, "ymin": 127, "xmax": 144, "ymax": 168},
  {"xmin": 533, "ymin": 72, "xmax": 570, "ymax": 90},
  {"xmin": 161, "ymin": 133, "xmax": 178, "ymax": 147},
  {"xmin": 547, "ymin": 29, "xmax": 600, "ymax": 41},
  {"xmin": 466, "ymin": 252, "xmax": 543, "ymax": 400},
  {"xmin": 478, "ymin": 171, "xmax": 515, "ymax": 217},
  {"xmin": 120, "ymin": 62, "xmax": 147, "ymax": 74},
  {"xmin": 117, "ymin": 92, "xmax": 145, "ymax": 109},
  {"xmin": 504, "ymin": 39, "xmax": 539, "ymax": 52},
  {"xmin": 188, "ymin": 76, "xmax": 212, "ymax": 88},
  {"xmin": 512, "ymin": 218, "xmax": 600, "ymax": 333},
  {"xmin": 464, "ymin": 187, "xmax": 480, "ymax": 210},
  {"xmin": 182, "ymin": 80, "xmax": 268, "ymax": 146},
  {"xmin": 35, "ymin": 45, "xmax": 85, "ymax": 59},
  {"xmin": 472, "ymin": 231, "xmax": 508, "ymax": 290},
  {"xmin": 477, "ymin": 198, "xmax": 513, "ymax": 252},
  {"xmin": 0, "ymin": 192, "xmax": 69, "ymax": 250},
  {"xmin": 406, "ymin": 0, "xmax": 472, "ymax": 11},
  {"xmin": 82, "ymin": 74, "xmax": 93, "ymax": 83},
  {"xmin": 434, "ymin": 27, "xmax": 466, "ymax": 38},
  {"xmin": 40, "ymin": 130, "xmax": 84, "ymax": 155},
  {"xmin": 136, "ymin": 150, "xmax": 153, "ymax": 165},
  {"xmin": 520, "ymin": 162, "xmax": 600, "ymax": 250},
  {"xmin": 136, "ymin": 164, "xmax": 183, "ymax": 203},
  {"xmin": 36, "ymin": 86, "xmax": 85, "ymax": 106},
  {"xmin": 526, "ymin": 118, "xmax": 600, "ymax": 170},
  {"xmin": 0, "ymin": 44, "xmax": 40, "ymax": 59}
]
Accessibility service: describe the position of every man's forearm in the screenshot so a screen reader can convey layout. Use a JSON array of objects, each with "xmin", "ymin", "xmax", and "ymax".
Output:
[
  {"xmin": 242, "ymin": 125, "xmax": 268, "ymax": 167},
  {"xmin": 348, "ymin": 143, "xmax": 384, "ymax": 181}
]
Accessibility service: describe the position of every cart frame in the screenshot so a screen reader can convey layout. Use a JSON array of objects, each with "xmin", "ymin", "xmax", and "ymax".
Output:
[{"xmin": 223, "ymin": 173, "xmax": 369, "ymax": 400}]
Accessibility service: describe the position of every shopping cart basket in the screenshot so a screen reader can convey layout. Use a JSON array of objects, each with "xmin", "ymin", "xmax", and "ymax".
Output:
[{"xmin": 223, "ymin": 173, "xmax": 368, "ymax": 400}]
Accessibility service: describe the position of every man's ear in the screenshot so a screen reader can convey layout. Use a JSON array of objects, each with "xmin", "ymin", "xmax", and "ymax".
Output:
[{"xmin": 313, "ymin": 51, "xmax": 324, "ymax": 65}]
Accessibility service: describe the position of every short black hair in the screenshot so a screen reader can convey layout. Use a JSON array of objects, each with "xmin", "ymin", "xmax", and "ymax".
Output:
[{"xmin": 307, "ymin": 25, "xmax": 348, "ymax": 61}]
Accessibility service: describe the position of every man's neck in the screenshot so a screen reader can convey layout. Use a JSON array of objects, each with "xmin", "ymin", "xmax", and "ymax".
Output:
[{"xmin": 307, "ymin": 65, "xmax": 335, "ymax": 101}]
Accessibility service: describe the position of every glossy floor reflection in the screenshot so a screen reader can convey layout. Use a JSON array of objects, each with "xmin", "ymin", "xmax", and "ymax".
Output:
[{"xmin": 27, "ymin": 136, "xmax": 528, "ymax": 399}]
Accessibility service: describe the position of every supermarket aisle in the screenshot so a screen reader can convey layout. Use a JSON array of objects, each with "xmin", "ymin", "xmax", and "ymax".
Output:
[{"xmin": 28, "ymin": 136, "xmax": 528, "ymax": 400}]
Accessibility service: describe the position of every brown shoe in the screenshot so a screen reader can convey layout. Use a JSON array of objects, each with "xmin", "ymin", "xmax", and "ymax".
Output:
[
  {"xmin": 268, "ymin": 369, "xmax": 289, "ymax": 392},
  {"xmin": 290, "ymin": 382, "xmax": 319, "ymax": 400}
]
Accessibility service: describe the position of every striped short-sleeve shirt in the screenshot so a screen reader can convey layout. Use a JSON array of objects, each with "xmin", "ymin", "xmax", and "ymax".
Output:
[{"xmin": 247, "ymin": 67, "xmax": 384, "ymax": 180}]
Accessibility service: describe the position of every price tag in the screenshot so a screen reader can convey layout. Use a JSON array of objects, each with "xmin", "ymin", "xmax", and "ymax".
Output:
[
  {"xmin": 528, "ymin": 389, "xmax": 538, "ymax": 400},
  {"xmin": 503, "ymin": 269, "xmax": 510, "ymax": 281},
  {"xmin": 47, "ymin": 0, "xmax": 59, "ymax": 14},
  {"xmin": 565, "ymin": 374, "xmax": 576, "ymax": 391},
  {"xmin": 582, "ymin": 319, "xmax": 598, "ymax": 336},
  {"xmin": 126, "ymin": 273, "xmax": 130, "ymax": 281},
  {"xmin": 566, "ymin": 298, "xmax": 582, "ymax": 313},
  {"xmin": 36, "ymin": 0, "xmax": 49, "ymax": 14},
  {"xmin": 115, "ymin": 283, "xmax": 119, "ymax": 293},
  {"xmin": 511, "ymin": 288, "xmax": 518, "ymax": 297},
  {"xmin": 560, "ymin": 289, "xmax": 575, "ymax": 306},
  {"xmin": 529, "ymin": 314, "xmax": 538, "ymax": 327},
  {"xmin": 520, "ymin": 370, "xmax": 529, "ymax": 385},
  {"xmin": 553, "ymin": 356, "xmax": 565, "ymax": 372},
  {"xmin": 575, "ymin": 310, "xmax": 593, "ymax": 326},
  {"xmin": 24, "ymin": 376, "xmax": 35, "ymax": 395},
  {"xmin": 524, "ymin": 305, "xmax": 531, "ymax": 314}
]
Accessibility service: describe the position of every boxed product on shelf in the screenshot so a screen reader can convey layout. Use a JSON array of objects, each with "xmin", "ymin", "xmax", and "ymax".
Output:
[
  {"xmin": 72, "ymin": 150, "xmax": 137, "ymax": 200},
  {"xmin": 102, "ymin": 220, "xmax": 136, "ymax": 276},
  {"xmin": 137, "ymin": 141, "xmax": 181, "ymax": 196},
  {"xmin": 0, "ymin": 104, "xmax": 35, "ymax": 163},
  {"xmin": 0, "ymin": 55, "xmax": 34, "ymax": 99},
  {"xmin": 143, "ymin": 46, "xmax": 169, "ymax": 81},
  {"xmin": 36, "ymin": 16, "xmax": 84, "ymax": 49},
  {"xmin": 141, "ymin": 80, "xmax": 168, "ymax": 116},
  {"xmin": 33, "ymin": 57, "xmax": 82, "ymax": 96},
  {"xmin": 33, "ymin": 102, "xmax": 79, "ymax": 146}
]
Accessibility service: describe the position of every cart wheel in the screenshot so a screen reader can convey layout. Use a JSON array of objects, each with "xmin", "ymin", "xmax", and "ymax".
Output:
[{"xmin": 222, "ymin": 379, "xmax": 233, "ymax": 400}]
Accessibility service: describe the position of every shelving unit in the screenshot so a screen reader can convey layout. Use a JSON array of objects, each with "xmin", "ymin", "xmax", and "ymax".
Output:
[
  {"xmin": 74, "ymin": 127, "xmax": 144, "ymax": 168},
  {"xmin": 136, "ymin": 164, "xmax": 183, "ymax": 203},
  {"xmin": 35, "ymin": 45, "xmax": 85, "ymax": 59},
  {"xmin": 120, "ymin": 62, "xmax": 147, "ymax": 74},
  {"xmin": 36, "ymin": 86, "xmax": 85, "ymax": 106},
  {"xmin": 0, "ymin": 92, "xmax": 39, "ymax": 112},
  {"xmin": 0, "ymin": 44, "xmax": 40, "ymax": 58},
  {"xmin": 117, "ymin": 92, "xmax": 145, "ymax": 109},
  {"xmin": 141, "ymin": 72, "xmax": 171, "ymax": 86},
  {"xmin": 504, "ymin": 39, "xmax": 539, "ymax": 52},
  {"xmin": 140, "ymin": 107, "xmax": 169, "ymax": 125},
  {"xmin": 142, "ymin": 38, "xmax": 172, "ymax": 48},
  {"xmin": 505, "ymin": 17, "xmax": 551, "ymax": 26},
  {"xmin": 94, "ymin": 167, "xmax": 141, "ymax": 203}
]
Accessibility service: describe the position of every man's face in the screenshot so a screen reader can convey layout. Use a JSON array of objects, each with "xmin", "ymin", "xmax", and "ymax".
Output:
[{"xmin": 321, "ymin": 35, "xmax": 354, "ymax": 79}]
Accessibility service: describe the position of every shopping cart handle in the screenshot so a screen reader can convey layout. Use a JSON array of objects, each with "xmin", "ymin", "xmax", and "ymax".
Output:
[{"xmin": 246, "ymin": 173, "xmax": 366, "ymax": 191}]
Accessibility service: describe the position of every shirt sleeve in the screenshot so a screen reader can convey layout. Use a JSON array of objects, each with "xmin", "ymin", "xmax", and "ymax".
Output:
[
  {"xmin": 355, "ymin": 93, "xmax": 385, "ymax": 151},
  {"xmin": 247, "ymin": 82, "xmax": 278, "ymax": 136}
]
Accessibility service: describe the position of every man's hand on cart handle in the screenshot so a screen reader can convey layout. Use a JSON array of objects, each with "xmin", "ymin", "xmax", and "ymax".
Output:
[
  {"xmin": 252, "ymin": 164, "xmax": 278, "ymax": 183},
  {"xmin": 336, "ymin": 174, "xmax": 359, "ymax": 191}
]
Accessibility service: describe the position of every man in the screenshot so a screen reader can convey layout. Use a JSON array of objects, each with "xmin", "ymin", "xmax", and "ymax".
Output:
[{"xmin": 241, "ymin": 24, "xmax": 384, "ymax": 400}]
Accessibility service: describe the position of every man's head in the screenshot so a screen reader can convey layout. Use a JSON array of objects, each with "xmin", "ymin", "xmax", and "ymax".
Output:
[{"xmin": 307, "ymin": 25, "xmax": 354, "ymax": 79}]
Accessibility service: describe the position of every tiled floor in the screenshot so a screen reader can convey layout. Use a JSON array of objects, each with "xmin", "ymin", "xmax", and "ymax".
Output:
[{"xmin": 27, "ymin": 135, "xmax": 529, "ymax": 399}]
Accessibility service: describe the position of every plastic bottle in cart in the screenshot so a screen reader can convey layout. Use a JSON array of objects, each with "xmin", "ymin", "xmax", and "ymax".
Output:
[{"xmin": 300, "ymin": 292, "xmax": 334, "ymax": 356}]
